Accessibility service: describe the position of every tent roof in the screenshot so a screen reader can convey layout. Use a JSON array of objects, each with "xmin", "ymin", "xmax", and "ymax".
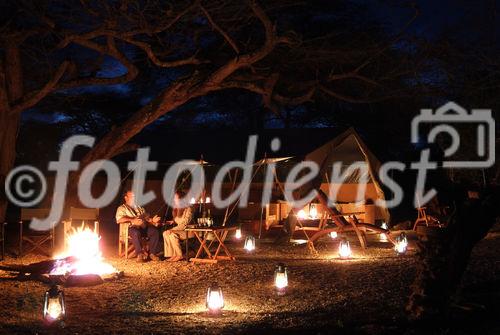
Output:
[
  {"xmin": 304, "ymin": 127, "xmax": 389, "ymax": 221},
  {"xmin": 305, "ymin": 127, "xmax": 382, "ymax": 175}
]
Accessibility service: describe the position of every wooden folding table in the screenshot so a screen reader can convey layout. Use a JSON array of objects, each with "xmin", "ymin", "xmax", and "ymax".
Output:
[{"xmin": 185, "ymin": 226, "xmax": 237, "ymax": 264}]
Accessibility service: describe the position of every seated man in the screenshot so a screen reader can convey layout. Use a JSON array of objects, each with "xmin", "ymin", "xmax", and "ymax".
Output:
[
  {"xmin": 163, "ymin": 191, "xmax": 193, "ymax": 262},
  {"xmin": 116, "ymin": 190, "xmax": 161, "ymax": 262}
]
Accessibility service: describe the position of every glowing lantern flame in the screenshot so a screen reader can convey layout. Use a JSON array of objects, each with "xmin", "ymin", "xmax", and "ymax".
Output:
[
  {"xmin": 395, "ymin": 233, "xmax": 408, "ymax": 254},
  {"xmin": 43, "ymin": 285, "xmax": 65, "ymax": 323},
  {"xmin": 274, "ymin": 263, "xmax": 288, "ymax": 294},
  {"xmin": 244, "ymin": 236, "xmax": 256, "ymax": 252},
  {"xmin": 338, "ymin": 239, "xmax": 352, "ymax": 259},
  {"xmin": 206, "ymin": 283, "xmax": 224, "ymax": 314},
  {"xmin": 275, "ymin": 273, "xmax": 288, "ymax": 289},
  {"xmin": 235, "ymin": 228, "xmax": 242, "ymax": 239},
  {"xmin": 190, "ymin": 197, "xmax": 196, "ymax": 204},
  {"xmin": 297, "ymin": 210, "xmax": 307, "ymax": 220},
  {"xmin": 50, "ymin": 225, "xmax": 116, "ymax": 276},
  {"xmin": 329, "ymin": 231, "xmax": 338, "ymax": 239},
  {"xmin": 205, "ymin": 197, "xmax": 211, "ymax": 204},
  {"xmin": 47, "ymin": 300, "xmax": 63, "ymax": 319}
]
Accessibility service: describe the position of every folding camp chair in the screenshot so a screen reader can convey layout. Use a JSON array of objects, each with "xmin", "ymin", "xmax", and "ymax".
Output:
[
  {"xmin": 0, "ymin": 222, "xmax": 6, "ymax": 260},
  {"xmin": 295, "ymin": 211, "xmax": 329, "ymax": 242},
  {"xmin": 290, "ymin": 203, "xmax": 328, "ymax": 237},
  {"xmin": 62, "ymin": 207, "xmax": 100, "ymax": 248},
  {"xmin": 305, "ymin": 209, "xmax": 368, "ymax": 254},
  {"xmin": 413, "ymin": 206, "xmax": 442, "ymax": 230},
  {"xmin": 118, "ymin": 223, "xmax": 132, "ymax": 258},
  {"xmin": 19, "ymin": 208, "xmax": 55, "ymax": 256},
  {"xmin": 118, "ymin": 223, "xmax": 150, "ymax": 258}
]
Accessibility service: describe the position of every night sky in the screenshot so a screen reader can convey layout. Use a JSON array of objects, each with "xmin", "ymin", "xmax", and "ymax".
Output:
[{"xmin": 21, "ymin": 0, "xmax": 495, "ymax": 127}]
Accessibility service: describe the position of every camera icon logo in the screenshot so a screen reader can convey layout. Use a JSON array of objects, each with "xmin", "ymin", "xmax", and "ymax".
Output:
[{"xmin": 411, "ymin": 101, "xmax": 495, "ymax": 168}]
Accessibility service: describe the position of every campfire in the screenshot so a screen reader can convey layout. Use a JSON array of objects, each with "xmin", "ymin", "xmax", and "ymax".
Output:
[
  {"xmin": 51, "ymin": 225, "xmax": 116, "ymax": 277},
  {"xmin": 45, "ymin": 224, "xmax": 123, "ymax": 286},
  {"xmin": 0, "ymin": 224, "xmax": 122, "ymax": 287}
]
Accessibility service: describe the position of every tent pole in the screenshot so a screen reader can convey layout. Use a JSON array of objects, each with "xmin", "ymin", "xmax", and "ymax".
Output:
[
  {"xmin": 223, "ymin": 169, "xmax": 238, "ymax": 226},
  {"xmin": 257, "ymin": 154, "xmax": 267, "ymax": 239},
  {"xmin": 258, "ymin": 205, "xmax": 264, "ymax": 239}
]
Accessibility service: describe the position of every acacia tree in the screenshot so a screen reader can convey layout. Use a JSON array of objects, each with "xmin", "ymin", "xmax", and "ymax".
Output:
[{"xmin": 0, "ymin": 0, "xmax": 419, "ymax": 222}]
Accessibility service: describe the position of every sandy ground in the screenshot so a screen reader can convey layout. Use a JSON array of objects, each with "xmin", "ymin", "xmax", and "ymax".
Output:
[{"xmin": 0, "ymin": 231, "xmax": 499, "ymax": 335}]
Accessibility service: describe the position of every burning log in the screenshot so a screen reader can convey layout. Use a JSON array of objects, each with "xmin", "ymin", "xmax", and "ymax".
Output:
[
  {"xmin": 0, "ymin": 257, "xmax": 76, "ymax": 276},
  {"xmin": 0, "ymin": 256, "xmax": 122, "ymax": 286},
  {"xmin": 65, "ymin": 274, "xmax": 103, "ymax": 287}
]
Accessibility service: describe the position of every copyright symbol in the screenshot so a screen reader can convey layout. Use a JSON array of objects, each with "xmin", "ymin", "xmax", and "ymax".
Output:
[{"xmin": 4, "ymin": 166, "xmax": 47, "ymax": 207}]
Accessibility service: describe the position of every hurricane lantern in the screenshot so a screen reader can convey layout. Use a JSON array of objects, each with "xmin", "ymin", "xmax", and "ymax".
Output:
[
  {"xmin": 329, "ymin": 231, "xmax": 338, "ymax": 239},
  {"xmin": 235, "ymin": 228, "xmax": 242, "ymax": 239},
  {"xmin": 338, "ymin": 238, "xmax": 352, "ymax": 259},
  {"xmin": 395, "ymin": 232, "xmax": 408, "ymax": 254},
  {"xmin": 206, "ymin": 282, "xmax": 224, "ymax": 315},
  {"xmin": 274, "ymin": 263, "xmax": 288, "ymax": 295},
  {"xmin": 43, "ymin": 285, "xmax": 66, "ymax": 324},
  {"xmin": 244, "ymin": 236, "xmax": 256, "ymax": 252}
]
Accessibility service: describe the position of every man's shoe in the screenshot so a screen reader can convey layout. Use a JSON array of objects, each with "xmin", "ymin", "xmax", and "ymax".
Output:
[
  {"xmin": 149, "ymin": 253, "xmax": 160, "ymax": 261},
  {"xmin": 136, "ymin": 254, "xmax": 146, "ymax": 263}
]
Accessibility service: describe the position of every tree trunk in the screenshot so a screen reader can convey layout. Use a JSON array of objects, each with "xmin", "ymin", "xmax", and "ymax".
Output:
[
  {"xmin": 407, "ymin": 186, "xmax": 500, "ymax": 325},
  {"xmin": 0, "ymin": 45, "xmax": 23, "ymax": 223},
  {"xmin": 0, "ymin": 108, "xmax": 20, "ymax": 223}
]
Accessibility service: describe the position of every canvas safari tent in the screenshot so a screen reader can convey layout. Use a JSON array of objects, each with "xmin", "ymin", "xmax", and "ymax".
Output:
[
  {"xmin": 236, "ymin": 127, "xmax": 391, "ymax": 233},
  {"xmin": 304, "ymin": 127, "xmax": 390, "ymax": 223}
]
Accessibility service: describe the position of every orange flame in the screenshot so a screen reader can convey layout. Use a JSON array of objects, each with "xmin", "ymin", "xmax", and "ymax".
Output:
[{"xmin": 51, "ymin": 225, "xmax": 116, "ymax": 276}]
